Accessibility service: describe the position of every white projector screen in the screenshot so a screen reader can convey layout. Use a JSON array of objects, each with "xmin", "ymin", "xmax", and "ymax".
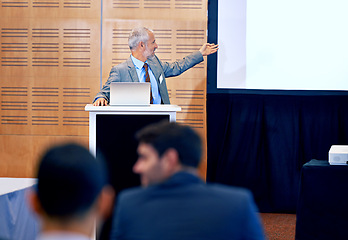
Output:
[{"xmin": 217, "ymin": 0, "xmax": 348, "ymax": 91}]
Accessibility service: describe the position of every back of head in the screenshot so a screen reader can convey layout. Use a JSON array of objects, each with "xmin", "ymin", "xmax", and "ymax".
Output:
[
  {"xmin": 36, "ymin": 143, "xmax": 107, "ymax": 219},
  {"xmin": 136, "ymin": 121, "xmax": 202, "ymax": 168},
  {"xmin": 128, "ymin": 27, "xmax": 151, "ymax": 50}
]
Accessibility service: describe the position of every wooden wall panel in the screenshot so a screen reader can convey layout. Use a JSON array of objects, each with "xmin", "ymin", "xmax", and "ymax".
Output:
[
  {"xmin": 0, "ymin": 0, "xmax": 100, "ymax": 18},
  {"xmin": 103, "ymin": 0, "xmax": 206, "ymax": 20},
  {"xmin": 0, "ymin": 77, "xmax": 95, "ymax": 136},
  {"xmin": 0, "ymin": 135, "xmax": 88, "ymax": 177},
  {"xmin": 1, "ymin": 0, "xmax": 208, "ymax": 178},
  {"xmin": 0, "ymin": 0, "xmax": 100, "ymax": 177},
  {"xmin": 0, "ymin": 19, "xmax": 100, "ymax": 136},
  {"xmin": 0, "ymin": 18, "xmax": 100, "ymax": 78},
  {"xmin": 102, "ymin": 0, "xmax": 208, "ymax": 178}
]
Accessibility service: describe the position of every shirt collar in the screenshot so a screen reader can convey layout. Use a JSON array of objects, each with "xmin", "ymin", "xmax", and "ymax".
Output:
[
  {"xmin": 37, "ymin": 232, "xmax": 91, "ymax": 240},
  {"xmin": 131, "ymin": 54, "xmax": 147, "ymax": 70}
]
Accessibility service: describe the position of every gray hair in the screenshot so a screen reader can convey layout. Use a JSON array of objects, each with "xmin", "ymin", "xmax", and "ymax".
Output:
[{"xmin": 128, "ymin": 27, "xmax": 153, "ymax": 50}]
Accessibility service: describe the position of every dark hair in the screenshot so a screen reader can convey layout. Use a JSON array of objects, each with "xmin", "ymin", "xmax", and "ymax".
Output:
[
  {"xmin": 136, "ymin": 121, "xmax": 202, "ymax": 167},
  {"xmin": 36, "ymin": 143, "xmax": 107, "ymax": 219}
]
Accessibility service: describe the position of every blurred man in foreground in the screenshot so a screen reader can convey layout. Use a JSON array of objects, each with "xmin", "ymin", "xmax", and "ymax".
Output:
[
  {"xmin": 111, "ymin": 122, "xmax": 265, "ymax": 240},
  {"xmin": 28, "ymin": 143, "xmax": 114, "ymax": 240}
]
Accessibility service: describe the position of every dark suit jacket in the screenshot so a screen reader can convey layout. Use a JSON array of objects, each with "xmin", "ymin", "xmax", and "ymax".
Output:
[
  {"xmin": 93, "ymin": 51, "xmax": 204, "ymax": 104},
  {"xmin": 110, "ymin": 172, "xmax": 265, "ymax": 240}
]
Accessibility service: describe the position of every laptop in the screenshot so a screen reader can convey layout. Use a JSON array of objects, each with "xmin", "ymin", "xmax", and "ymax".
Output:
[{"xmin": 109, "ymin": 82, "xmax": 151, "ymax": 106}]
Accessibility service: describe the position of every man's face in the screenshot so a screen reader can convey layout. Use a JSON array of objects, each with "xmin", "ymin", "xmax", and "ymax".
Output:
[
  {"xmin": 143, "ymin": 31, "xmax": 158, "ymax": 59},
  {"xmin": 133, "ymin": 143, "xmax": 168, "ymax": 187}
]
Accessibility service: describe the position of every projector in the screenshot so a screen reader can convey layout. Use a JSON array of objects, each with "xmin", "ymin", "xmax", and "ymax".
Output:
[{"xmin": 329, "ymin": 145, "xmax": 348, "ymax": 165}]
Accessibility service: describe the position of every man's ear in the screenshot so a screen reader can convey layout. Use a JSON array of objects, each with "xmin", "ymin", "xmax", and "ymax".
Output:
[
  {"xmin": 96, "ymin": 185, "xmax": 115, "ymax": 220},
  {"xmin": 27, "ymin": 189, "xmax": 44, "ymax": 216},
  {"xmin": 162, "ymin": 148, "xmax": 180, "ymax": 169}
]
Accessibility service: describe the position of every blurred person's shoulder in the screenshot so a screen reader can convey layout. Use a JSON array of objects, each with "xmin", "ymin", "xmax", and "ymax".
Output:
[{"xmin": 206, "ymin": 182, "xmax": 255, "ymax": 202}]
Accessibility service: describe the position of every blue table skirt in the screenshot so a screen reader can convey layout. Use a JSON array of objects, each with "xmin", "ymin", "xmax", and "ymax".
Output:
[{"xmin": 0, "ymin": 186, "xmax": 40, "ymax": 240}]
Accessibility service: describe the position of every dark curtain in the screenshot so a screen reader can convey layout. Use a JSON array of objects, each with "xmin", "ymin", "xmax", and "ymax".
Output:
[{"xmin": 206, "ymin": 93, "xmax": 348, "ymax": 212}]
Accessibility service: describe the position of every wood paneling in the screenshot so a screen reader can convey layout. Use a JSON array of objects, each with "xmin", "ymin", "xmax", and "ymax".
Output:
[
  {"xmin": 0, "ymin": 0, "xmax": 100, "ymax": 177},
  {"xmin": 0, "ymin": 18, "xmax": 100, "ymax": 78},
  {"xmin": 1, "ymin": 0, "xmax": 208, "ymax": 179},
  {"xmin": 0, "ymin": 135, "xmax": 88, "ymax": 177},
  {"xmin": 0, "ymin": 18, "xmax": 101, "ymax": 137},
  {"xmin": 103, "ymin": 0, "xmax": 206, "ymax": 20},
  {"xmin": 0, "ymin": 0, "xmax": 100, "ymax": 18},
  {"xmin": 0, "ymin": 76, "xmax": 96, "ymax": 136}
]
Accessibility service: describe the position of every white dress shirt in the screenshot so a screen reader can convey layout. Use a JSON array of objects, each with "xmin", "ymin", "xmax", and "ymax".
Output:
[{"xmin": 36, "ymin": 232, "xmax": 91, "ymax": 240}]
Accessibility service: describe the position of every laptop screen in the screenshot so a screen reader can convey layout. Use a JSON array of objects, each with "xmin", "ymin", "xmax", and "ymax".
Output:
[{"xmin": 109, "ymin": 82, "xmax": 151, "ymax": 106}]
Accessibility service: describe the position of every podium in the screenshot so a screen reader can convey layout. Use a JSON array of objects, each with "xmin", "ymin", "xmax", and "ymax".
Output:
[
  {"xmin": 85, "ymin": 104, "xmax": 181, "ymax": 193},
  {"xmin": 85, "ymin": 104, "xmax": 181, "ymax": 239}
]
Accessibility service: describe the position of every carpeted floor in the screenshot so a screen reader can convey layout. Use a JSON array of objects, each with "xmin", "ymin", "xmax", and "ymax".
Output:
[{"xmin": 260, "ymin": 213, "xmax": 296, "ymax": 240}]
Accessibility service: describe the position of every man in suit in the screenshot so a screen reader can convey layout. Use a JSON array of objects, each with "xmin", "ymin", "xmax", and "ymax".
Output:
[
  {"xmin": 93, "ymin": 27, "xmax": 218, "ymax": 106},
  {"xmin": 110, "ymin": 122, "xmax": 265, "ymax": 240},
  {"xmin": 28, "ymin": 143, "xmax": 114, "ymax": 240}
]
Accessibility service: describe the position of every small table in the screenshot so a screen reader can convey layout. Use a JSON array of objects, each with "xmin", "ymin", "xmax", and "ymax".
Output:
[{"xmin": 295, "ymin": 159, "xmax": 348, "ymax": 240}]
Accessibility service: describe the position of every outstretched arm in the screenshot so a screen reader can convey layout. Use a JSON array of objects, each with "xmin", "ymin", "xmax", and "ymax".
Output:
[
  {"xmin": 159, "ymin": 43, "xmax": 218, "ymax": 78},
  {"xmin": 199, "ymin": 43, "xmax": 219, "ymax": 56}
]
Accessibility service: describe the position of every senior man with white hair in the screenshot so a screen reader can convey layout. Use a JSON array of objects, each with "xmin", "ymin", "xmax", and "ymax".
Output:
[{"xmin": 93, "ymin": 26, "xmax": 218, "ymax": 106}]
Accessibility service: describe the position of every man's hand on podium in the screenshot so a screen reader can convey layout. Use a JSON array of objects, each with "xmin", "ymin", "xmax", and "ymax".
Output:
[{"xmin": 93, "ymin": 98, "xmax": 108, "ymax": 106}]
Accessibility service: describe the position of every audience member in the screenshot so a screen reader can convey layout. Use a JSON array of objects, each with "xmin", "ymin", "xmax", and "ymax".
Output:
[
  {"xmin": 110, "ymin": 121, "xmax": 265, "ymax": 240},
  {"xmin": 28, "ymin": 143, "xmax": 114, "ymax": 240}
]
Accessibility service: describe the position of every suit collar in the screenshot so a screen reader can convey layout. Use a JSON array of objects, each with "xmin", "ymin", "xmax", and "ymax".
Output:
[
  {"xmin": 147, "ymin": 55, "xmax": 161, "ymax": 80},
  {"xmin": 157, "ymin": 171, "xmax": 204, "ymax": 188},
  {"xmin": 126, "ymin": 56, "xmax": 139, "ymax": 82}
]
